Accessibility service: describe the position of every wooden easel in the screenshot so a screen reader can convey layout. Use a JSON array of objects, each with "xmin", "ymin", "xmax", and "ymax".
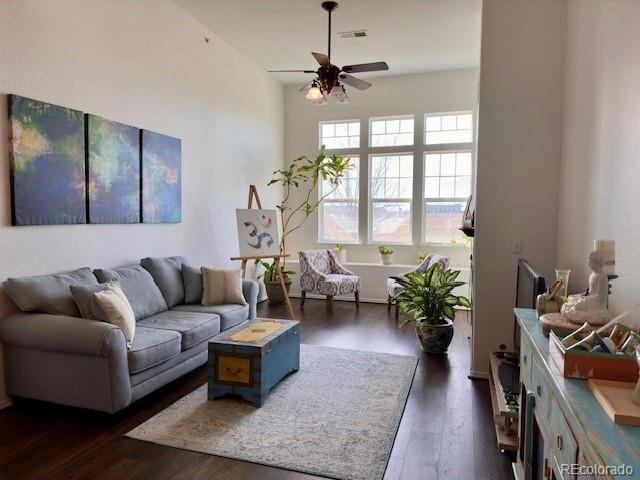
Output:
[{"xmin": 231, "ymin": 185, "xmax": 296, "ymax": 320}]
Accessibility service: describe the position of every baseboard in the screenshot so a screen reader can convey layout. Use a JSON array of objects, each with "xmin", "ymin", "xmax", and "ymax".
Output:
[
  {"xmin": 288, "ymin": 293, "xmax": 387, "ymax": 304},
  {"xmin": 468, "ymin": 369, "xmax": 489, "ymax": 380}
]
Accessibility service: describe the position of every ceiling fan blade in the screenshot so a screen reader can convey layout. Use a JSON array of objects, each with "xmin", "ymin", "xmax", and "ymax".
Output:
[
  {"xmin": 312, "ymin": 52, "xmax": 331, "ymax": 67},
  {"xmin": 339, "ymin": 73, "xmax": 372, "ymax": 90},
  {"xmin": 341, "ymin": 61, "xmax": 389, "ymax": 73},
  {"xmin": 299, "ymin": 80, "xmax": 315, "ymax": 92},
  {"xmin": 268, "ymin": 69, "xmax": 316, "ymax": 73}
]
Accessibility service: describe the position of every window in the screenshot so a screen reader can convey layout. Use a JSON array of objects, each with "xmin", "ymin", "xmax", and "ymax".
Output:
[
  {"xmin": 425, "ymin": 112, "xmax": 473, "ymax": 145},
  {"xmin": 424, "ymin": 151, "xmax": 472, "ymax": 243},
  {"xmin": 370, "ymin": 154, "xmax": 413, "ymax": 243},
  {"xmin": 318, "ymin": 156, "xmax": 360, "ymax": 242},
  {"xmin": 320, "ymin": 120, "xmax": 360, "ymax": 149},
  {"xmin": 370, "ymin": 115, "xmax": 414, "ymax": 147}
]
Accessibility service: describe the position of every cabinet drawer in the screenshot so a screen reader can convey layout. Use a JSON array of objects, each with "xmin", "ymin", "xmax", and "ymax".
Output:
[
  {"xmin": 550, "ymin": 399, "xmax": 578, "ymax": 479},
  {"xmin": 520, "ymin": 336, "xmax": 533, "ymax": 388},
  {"xmin": 531, "ymin": 358, "xmax": 551, "ymax": 422}
]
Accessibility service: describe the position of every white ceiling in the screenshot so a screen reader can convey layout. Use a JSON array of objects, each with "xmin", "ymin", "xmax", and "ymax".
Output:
[{"xmin": 173, "ymin": 0, "xmax": 482, "ymax": 85}]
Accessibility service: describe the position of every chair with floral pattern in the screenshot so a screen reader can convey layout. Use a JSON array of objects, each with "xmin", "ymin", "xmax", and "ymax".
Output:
[
  {"xmin": 298, "ymin": 249, "xmax": 360, "ymax": 312},
  {"xmin": 387, "ymin": 253, "xmax": 450, "ymax": 320}
]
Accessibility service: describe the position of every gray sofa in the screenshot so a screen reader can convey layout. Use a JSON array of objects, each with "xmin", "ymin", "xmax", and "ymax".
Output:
[{"xmin": 0, "ymin": 256, "xmax": 258, "ymax": 413}]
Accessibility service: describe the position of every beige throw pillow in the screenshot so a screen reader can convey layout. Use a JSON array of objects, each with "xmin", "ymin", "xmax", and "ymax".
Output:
[
  {"xmin": 201, "ymin": 268, "xmax": 247, "ymax": 306},
  {"xmin": 93, "ymin": 282, "xmax": 136, "ymax": 349}
]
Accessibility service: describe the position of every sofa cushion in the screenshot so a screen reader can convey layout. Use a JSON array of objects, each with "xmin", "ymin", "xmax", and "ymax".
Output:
[
  {"xmin": 94, "ymin": 265, "xmax": 168, "ymax": 321},
  {"xmin": 3, "ymin": 267, "xmax": 98, "ymax": 317},
  {"xmin": 137, "ymin": 310, "xmax": 220, "ymax": 350},
  {"xmin": 182, "ymin": 264, "xmax": 203, "ymax": 304},
  {"xmin": 128, "ymin": 326, "xmax": 181, "ymax": 374},
  {"xmin": 201, "ymin": 268, "xmax": 247, "ymax": 306},
  {"xmin": 171, "ymin": 304, "xmax": 249, "ymax": 331},
  {"xmin": 141, "ymin": 256, "xmax": 187, "ymax": 308},
  {"xmin": 70, "ymin": 281, "xmax": 119, "ymax": 321}
]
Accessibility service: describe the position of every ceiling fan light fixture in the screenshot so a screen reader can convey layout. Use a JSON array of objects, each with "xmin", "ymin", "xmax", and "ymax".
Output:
[
  {"xmin": 305, "ymin": 83, "xmax": 324, "ymax": 102},
  {"xmin": 329, "ymin": 84, "xmax": 349, "ymax": 104}
]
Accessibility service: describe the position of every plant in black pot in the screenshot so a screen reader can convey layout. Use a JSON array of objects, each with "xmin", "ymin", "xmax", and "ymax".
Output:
[
  {"xmin": 392, "ymin": 263, "xmax": 471, "ymax": 354},
  {"xmin": 255, "ymin": 259, "xmax": 296, "ymax": 305}
]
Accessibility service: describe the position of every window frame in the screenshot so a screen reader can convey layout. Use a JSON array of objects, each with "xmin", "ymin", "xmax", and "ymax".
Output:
[
  {"xmin": 369, "ymin": 114, "xmax": 415, "ymax": 149},
  {"xmin": 317, "ymin": 154, "xmax": 361, "ymax": 244},
  {"xmin": 423, "ymin": 111, "xmax": 474, "ymax": 147},
  {"xmin": 318, "ymin": 119, "xmax": 361, "ymax": 151},
  {"xmin": 367, "ymin": 152, "xmax": 414, "ymax": 246}
]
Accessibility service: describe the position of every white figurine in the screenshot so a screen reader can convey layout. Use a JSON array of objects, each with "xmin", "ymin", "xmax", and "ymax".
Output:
[{"xmin": 561, "ymin": 250, "xmax": 611, "ymax": 325}]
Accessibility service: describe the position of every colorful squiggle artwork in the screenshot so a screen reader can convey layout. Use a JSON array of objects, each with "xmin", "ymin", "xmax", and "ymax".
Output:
[{"xmin": 236, "ymin": 209, "xmax": 280, "ymax": 257}]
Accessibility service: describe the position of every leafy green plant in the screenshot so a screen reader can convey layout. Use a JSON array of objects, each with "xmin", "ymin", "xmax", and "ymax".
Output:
[
  {"xmin": 254, "ymin": 259, "xmax": 295, "ymax": 282},
  {"xmin": 392, "ymin": 263, "xmax": 471, "ymax": 328},
  {"xmin": 378, "ymin": 244, "xmax": 394, "ymax": 255},
  {"xmin": 418, "ymin": 251, "xmax": 429, "ymax": 262},
  {"xmin": 268, "ymin": 147, "xmax": 352, "ymax": 276}
]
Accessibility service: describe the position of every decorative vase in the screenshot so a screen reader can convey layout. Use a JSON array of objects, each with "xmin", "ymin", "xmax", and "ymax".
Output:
[
  {"xmin": 381, "ymin": 253, "xmax": 393, "ymax": 265},
  {"xmin": 338, "ymin": 249, "xmax": 347, "ymax": 264},
  {"xmin": 265, "ymin": 279, "xmax": 292, "ymax": 305},
  {"xmin": 415, "ymin": 318, "xmax": 454, "ymax": 354}
]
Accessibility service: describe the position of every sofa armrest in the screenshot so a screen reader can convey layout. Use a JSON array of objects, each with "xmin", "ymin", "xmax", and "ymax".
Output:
[
  {"xmin": 0, "ymin": 313, "xmax": 126, "ymax": 357},
  {"xmin": 242, "ymin": 280, "xmax": 259, "ymax": 320}
]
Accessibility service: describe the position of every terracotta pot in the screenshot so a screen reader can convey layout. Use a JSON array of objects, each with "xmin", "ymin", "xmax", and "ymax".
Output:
[
  {"xmin": 265, "ymin": 279, "xmax": 292, "ymax": 305},
  {"xmin": 415, "ymin": 318, "xmax": 454, "ymax": 354}
]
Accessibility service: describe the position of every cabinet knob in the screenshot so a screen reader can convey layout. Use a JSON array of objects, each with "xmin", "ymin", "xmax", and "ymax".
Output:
[
  {"xmin": 226, "ymin": 367, "xmax": 243, "ymax": 375},
  {"xmin": 557, "ymin": 435, "xmax": 563, "ymax": 451}
]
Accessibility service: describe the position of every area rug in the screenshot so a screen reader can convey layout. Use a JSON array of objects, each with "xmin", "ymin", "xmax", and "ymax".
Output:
[{"xmin": 126, "ymin": 344, "xmax": 418, "ymax": 480}]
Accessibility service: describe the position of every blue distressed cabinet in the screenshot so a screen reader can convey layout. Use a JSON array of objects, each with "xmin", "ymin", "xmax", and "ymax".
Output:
[
  {"xmin": 514, "ymin": 309, "xmax": 640, "ymax": 480},
  {"xmin": 208, "ymin": 319, "xmax": 300, "ymax": 407}
]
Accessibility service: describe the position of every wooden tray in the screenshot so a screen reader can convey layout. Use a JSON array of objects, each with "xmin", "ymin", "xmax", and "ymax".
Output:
[
  {"xmin": 587, "ymin": 379, "xmax": 640, "ymax": 426},
  {"xmin": 549, "ymin": 329, "xmax": 639, "ymax": 382}
]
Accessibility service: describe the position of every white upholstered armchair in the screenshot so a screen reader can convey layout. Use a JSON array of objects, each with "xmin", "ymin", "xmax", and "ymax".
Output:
[
  {"xmin": 298, "ymin": 249, "xmax": 360, "ymax": 312},
  {"xmin": 387, "ymin": 254, "xmax": 449, "ymax": 320}
]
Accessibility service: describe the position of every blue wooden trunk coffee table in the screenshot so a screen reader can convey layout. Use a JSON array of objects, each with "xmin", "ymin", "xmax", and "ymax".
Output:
[{"xmin": 207, "ymin": 319, "xmax": 300, "ymax": 407}]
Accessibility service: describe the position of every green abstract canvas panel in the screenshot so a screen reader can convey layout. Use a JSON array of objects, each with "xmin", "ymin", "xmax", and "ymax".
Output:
[
  {"xmin": 141, "ymin": 130, "xmax": 181, "ymax": 223},
  {"xmin": 8, "ymin": 95, "xmax": 86, "ymax": 226},
  {"xmin": 87, "ymin": 115, "xmax": 140, "ymax": 223}
]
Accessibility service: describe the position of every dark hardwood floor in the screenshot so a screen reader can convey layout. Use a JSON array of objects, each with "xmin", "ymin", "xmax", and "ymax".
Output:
[{"xmin": 0, "ymin": 300, "xmax": 513, "ymax": 480}]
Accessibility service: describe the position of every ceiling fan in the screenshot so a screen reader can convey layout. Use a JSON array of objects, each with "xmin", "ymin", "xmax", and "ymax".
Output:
[{"xmin": 268, "ymin": 1, "xmax": 389, "ymax": 105}]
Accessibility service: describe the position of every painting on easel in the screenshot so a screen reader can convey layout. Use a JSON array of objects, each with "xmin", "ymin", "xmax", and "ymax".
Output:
[{"xmin": 236, "ymin": 209, "xmax": 280, "ymax": 257}]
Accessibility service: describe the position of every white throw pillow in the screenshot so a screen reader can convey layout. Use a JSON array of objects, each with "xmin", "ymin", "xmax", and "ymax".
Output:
[
  {"xmin": 93, "ymin": 281, "xmax": 136, "ymax": 349},
  {"xmin": 201, "ymin": 268, "xmax": 247, "ymax": 306}
]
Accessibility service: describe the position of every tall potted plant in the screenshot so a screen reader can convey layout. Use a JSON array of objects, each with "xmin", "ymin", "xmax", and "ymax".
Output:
[
  {"xmin": 392, "ymin": 263, "xmax": 471, "ymax": 353},
  {"xmin": 267, "ymin": 147, "xmax": 352, "ymax": 297},
  {"xmin": 254, "ymin": 259, "xmax": 295, "ymax": 305}
]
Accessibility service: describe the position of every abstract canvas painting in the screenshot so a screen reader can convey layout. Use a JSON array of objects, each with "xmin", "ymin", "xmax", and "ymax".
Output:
[
  {"xmin": 8, "ymin": 95, "xmax": 86, "ymax": 225},
  {"xmin": 87, "ymin": 114, "xmax": 140, "ymax": 223},
  {"xmin": 236, "ymin": 209, "xmax": 280, "ymax": 257},
  {"xmin": 141, "ymin": 130, "xmax": 182, "ymax": 223}
]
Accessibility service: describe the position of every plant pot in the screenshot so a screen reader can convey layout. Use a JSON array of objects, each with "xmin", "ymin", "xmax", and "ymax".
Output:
[
  {"xmin": 265, "ymin": 279, "xmax": 292, "ymax": 305},
  {"xmin": 380, "ymin": 253, "xmax": 393, "ymax": 265},
  {"xmin": 415, "ymin": 318, "xmax": 454, "ymax": 354}
]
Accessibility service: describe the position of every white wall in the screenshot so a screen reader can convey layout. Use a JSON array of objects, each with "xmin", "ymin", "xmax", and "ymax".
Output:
[
  {"xmin": 472, "ymin": 0, "xmax": 566, "ymax": 376},
  {"xmin": 0, "ymin": 0, "xmax": 284, "ymax": 406},
  {"xmin": 557, "ymin": 1, "xmax": 640, "ymax": 317},
  {"xmin": 283, "ymin": 70, "xmax": 479, "ymax": 269}
]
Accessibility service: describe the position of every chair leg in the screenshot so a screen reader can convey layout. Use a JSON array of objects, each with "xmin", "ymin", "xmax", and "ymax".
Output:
[
  {"xmin": 387, "ymin": 295, "xmax": 392, "ymax": 312},
  {"xmin": 355, "ymin": 291, "xmax": 360, "ymax": 309},
  {"xmin": 327, "ymin": 295, "xmax": 333, "ymax": 313},
  {"xmin": 300, "ymin": 290, "xmax": 306, "ymax": 308},
  {"xmin": 395, "ymin": 301, "xmax": 399, "ymax": 321}
]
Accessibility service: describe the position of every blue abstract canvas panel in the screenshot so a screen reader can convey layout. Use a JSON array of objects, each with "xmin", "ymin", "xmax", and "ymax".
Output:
[
  {"xmin": 87, "ymin": 115, "xmax": 140, "ymax": 224},
  {"xmin": 141, "ymin": 130, "xmax": 181, "ymax": 223},
  {"xmin": 8, "ymin": 95, "xmax": 86, "ymax": 226}
]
